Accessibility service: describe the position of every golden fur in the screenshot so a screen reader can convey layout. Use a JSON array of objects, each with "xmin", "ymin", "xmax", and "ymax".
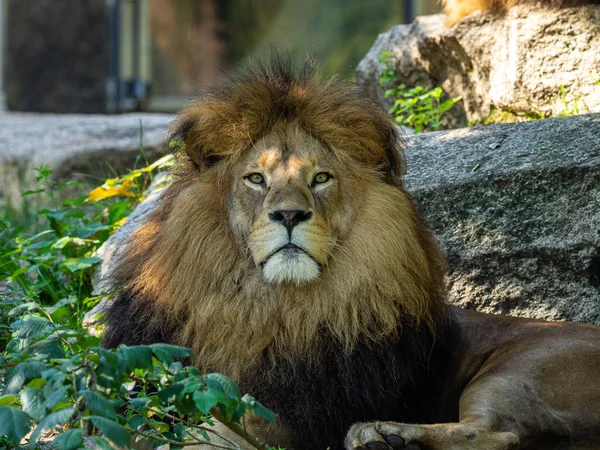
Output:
[
  {"xmin": 110, "ymin": 60, "xmax": 446, "ymax": 380},
  {"xmin": 443, "ymin": 0, "xmax": 595, "ymax": 26}
]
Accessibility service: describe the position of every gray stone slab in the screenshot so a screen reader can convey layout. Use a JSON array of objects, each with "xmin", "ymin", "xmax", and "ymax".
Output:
[
  {"xmin": 0, "ymin": 112, "xmax": 173, "ymax": 206},
  {"xmin": 405, "ymin": 114, "xmax": 600, "ymax": 323}
]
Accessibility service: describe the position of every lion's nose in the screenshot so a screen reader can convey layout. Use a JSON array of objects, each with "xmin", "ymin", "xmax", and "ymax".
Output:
[{"xmin": 268, "ymin": 209, "xmax": 313, "ymax": 234}]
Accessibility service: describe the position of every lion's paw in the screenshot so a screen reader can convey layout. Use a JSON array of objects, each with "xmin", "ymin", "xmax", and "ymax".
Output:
[{"xmin": 345, "ymin": 422, "xmax": 424, "ymax": 450}]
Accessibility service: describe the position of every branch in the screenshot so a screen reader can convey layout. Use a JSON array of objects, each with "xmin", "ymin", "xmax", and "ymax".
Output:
[
  {"xmin": 127, "ymin": 427, "xmax": 238, "ymax": 449},
  {"xmin": 41, "ymin": 309, "xmax": 75, "ymax": 354}
]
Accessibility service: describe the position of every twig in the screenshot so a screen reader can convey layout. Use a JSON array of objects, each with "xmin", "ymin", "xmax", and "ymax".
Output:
[
  {"xmin": 41, "ymin": 309, "xmax": 75, "ymax": 354},
  {"xmin": 127, "ymin": 427, "xmax": 237, "ymax": 449},
  {"xmin": 126, "ymin": 400, "xmax": 241, "ymax": 449}
]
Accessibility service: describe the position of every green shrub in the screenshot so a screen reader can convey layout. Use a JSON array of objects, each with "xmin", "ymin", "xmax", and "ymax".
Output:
[
  {"xmin": 0, "ymin": 157, "xmax": 279, "ymax": 449},
  {"xmin": 378, "ymin": 51, "xmax": 462, "ymax": 133}
]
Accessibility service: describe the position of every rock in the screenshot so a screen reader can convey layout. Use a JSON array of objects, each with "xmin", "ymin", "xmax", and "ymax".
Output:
[
  {"xmin": 88, "ymin": 113, "xmax": 600, "ymax": 328},
  {"xmin": 83, "ymin": 182, "xmax": 168, "ymax": 335},
  {"xmin": 0, "ymin": 112, "xmax": 173, "ymax": 210},
  {"xmin": 356, "ymin": 5, "xmax": 600, "ymax": 126},
  {"xmin": 406, "ymin": 114, "xmax": 600, "ymax": 323}
]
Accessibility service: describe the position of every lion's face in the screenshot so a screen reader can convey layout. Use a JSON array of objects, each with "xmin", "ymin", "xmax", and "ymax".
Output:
[{"xmin": 229, "ymin": 123, "xmax": 352, "ymax": 285}]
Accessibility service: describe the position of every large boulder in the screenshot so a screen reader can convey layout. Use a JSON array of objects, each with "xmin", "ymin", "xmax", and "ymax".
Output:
[
  {"xmin": 407, "ymin": 113, "xmax": 600, "ymax": 323},
  {"xmin": 87, "ymin": 113, "xmax": 600, "ymax": 327},
  {"xmin": 356, "ymin": 5, "xmax": 600, "ymax": 127},
  {"xmin": 0, "ymin": 112, "xmax": 172, "ymax": 210}
]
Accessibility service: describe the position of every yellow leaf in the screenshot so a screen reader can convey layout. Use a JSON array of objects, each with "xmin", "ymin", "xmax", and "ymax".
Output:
[
  {"xmin": 110, "ymin": 217, "xmax": 128, "ymax": 234},
  {"xmin": 87, "ymin": 179, "xmax": 136, "ymax": 201}
]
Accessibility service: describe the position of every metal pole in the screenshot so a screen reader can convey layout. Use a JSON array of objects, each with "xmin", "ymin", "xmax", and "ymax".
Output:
[
  {"xmin": 0, "ymin": 0, "xmax": 6, "ymax": 110},
  {"xmin": 404, "ymin": 0, "xmax": 414, "ymax": 24},
  {"xmin": 107, "ymin": 0, "xmax": 121, "ymax": 113}
]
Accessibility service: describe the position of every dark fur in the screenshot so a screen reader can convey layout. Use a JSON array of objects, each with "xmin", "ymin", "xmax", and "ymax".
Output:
[{"xmin": 105, "ymin": 289, "xmax": 457, "ymax": 450}]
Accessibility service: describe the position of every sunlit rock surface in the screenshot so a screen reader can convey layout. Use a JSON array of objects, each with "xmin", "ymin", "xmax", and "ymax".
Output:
[{"xmin": 357, "ymin": 5, "xmax": 600, "ymax": 127}]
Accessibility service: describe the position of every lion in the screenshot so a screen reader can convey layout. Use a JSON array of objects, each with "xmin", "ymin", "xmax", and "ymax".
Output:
[
  {"xmin": 102, "ymin": 56, "xmax": 600, "ymax": 450},
  {"xmin": 443, "ymin": 0, "xmax": 598, "ymax": 26}
]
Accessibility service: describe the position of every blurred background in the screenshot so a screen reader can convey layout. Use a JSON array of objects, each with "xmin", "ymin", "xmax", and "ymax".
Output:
[{"xmin": 0, "ymin": 0, "xmax": 440, "ymax": 114}]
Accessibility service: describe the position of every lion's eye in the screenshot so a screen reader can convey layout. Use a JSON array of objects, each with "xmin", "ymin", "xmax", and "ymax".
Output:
[
  {"xmin": 246, "ymin": 173, "xmax": 265, "ymax": 185},
  {"xmin": 313, "ymin": 172, "xmax": 332, "ymax": 185}
]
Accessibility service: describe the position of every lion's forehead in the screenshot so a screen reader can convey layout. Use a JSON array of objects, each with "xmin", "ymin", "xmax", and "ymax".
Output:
[{"xmin": 243, "ymin": 124, "xmax": 334, "ymax": 179}]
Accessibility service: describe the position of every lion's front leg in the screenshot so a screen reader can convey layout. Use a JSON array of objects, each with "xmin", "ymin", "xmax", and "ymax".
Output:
[{"xmin": 345, "ymin": 421, "xmax": 519, "ymax": 450}]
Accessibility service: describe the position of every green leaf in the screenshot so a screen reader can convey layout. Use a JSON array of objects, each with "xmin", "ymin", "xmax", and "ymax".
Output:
[
  {"xmin": 62, "ymin": 256, "xmax": 101, "ymax": 273},
  {"xmin": 128, "ymin": 397, "xmax": 151, "ymax": 413},
  {"xmin": 4, "ymin": 362, "xmax": 47, "ymax": 394},
  {"xmin": 56, "ymin": 181, "xmax": 83, "ymax": 189},
  {"xmin": 21, "ymin": 388, "xmax": 46, "ymax": 422},
  {"xmin": 117, "ymin": 345, "xmax": 153, "ymax": 370},
  {"xmin": 173, "ymin": 423, "xmax": 188, "ymax": 439},
  {"xmin": 43, "ymin": 386, "xmax": 68, "ymax": 413},
  {"xmin": 27, "ymin": 378, "xmax": 46, "ymax": 389},
  {"xmin": 108, "ymin": 200, "xmax": 131, "ymax": 223},
  {"xmin": 92, "ymin": 437, "xmax": 114, "ymax": 450},
  {"xmin": 89, "ymin": 416, "xmax": 132, "ymax": 449},
  {"xmin": 0, "ymin": 395, "xmax": 18, "ymax": 406},
  {"xmin": 51, "ymin": 236, "xmax": 94, "ymax": 249},
  {"xmin": 116, "ymin": 346, "xmax": 136, "ymax": 373},
  {"xmin": 149, "ymin": 343, "xmax": 192, "ymax": 364},
  {"xmin": 54, "ymin": 428, "xmax": 84, "ymax": 450},
  {"xmin": 157, "ymin": 383, "xmax": 185, "ymax": 404},
  {"xmin": 0, "ymin": 405, "xmax": 32, "ymax": 447},
  {"xmin": 13, "ymin": 317, "xmax": 51, "ymax": 339},
  {"xmin": 127, "ymin": 415, "xmax": 147, "ymax": 431},
  {"xmin": 192, "ymin": 389, "xmax": 218, "ymax": 415},
  {"xmin": 81, "ymin": 390, "xmax": 118, "ymax": 419},
  {"xmin": 29, "ymin": 407, "xmax": 75, "ymax": 449},
  {"xmin": 42, "ymin": 297, "xmax": 75, "ymax": 315},
  {"xmin": 242, "ymin": 395, "xmax": 276, "ymax": 423},
  {"xmin": 22, "ymin": 189, "xmax": 45, "ymax": 197},
  {"xmin": 8, "ymin": 302, "xmax": 40, "ymax": 316},
  {"xmin": 205, "ymin": 373, "xmax": 241, "ymax": 400}
]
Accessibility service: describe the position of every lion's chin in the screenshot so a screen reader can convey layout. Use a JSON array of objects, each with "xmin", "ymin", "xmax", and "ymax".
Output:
[{"xmin": 262, "ymin": 248, "xmax": 321, "ymax": 285}]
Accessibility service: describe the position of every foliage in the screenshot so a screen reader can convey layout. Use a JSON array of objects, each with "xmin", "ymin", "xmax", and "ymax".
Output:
[
  {"xmin": 0, "ymin": 155, "xmax": 174, "ymax": 348},
  {"xmin": 557, "ymin": 85, "xmax": 580, "ymax": 117},
  {"xmin": 0, "ymin": 301, "xmax": 273, "ymax": 449},
  {"xmin": 1, "ymin": 156, "xmax": 279, "ymax": 449},
  {"xmin": 378, "ymin": 52, "xmax": 462, "ymax": 133}
]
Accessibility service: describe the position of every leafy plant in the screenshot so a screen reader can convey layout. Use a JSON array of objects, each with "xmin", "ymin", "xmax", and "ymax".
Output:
[
  {"xmin": 0, "ymin": 299, "xmax": 274, "ymax": 449},
  {"xmin": 378, "ymin": 51, "xmax": 462, "ymax": 133},
  {"xmin": 557, "ymin": 85, "xmax": 580, "ymax": 117},
  {"xmin": 0, "ymin": 155, "xmax": 173, "ymax": 347},
  {"xmin": 1, "ymin": 154, "xmax": 281, "ymax": 449}
]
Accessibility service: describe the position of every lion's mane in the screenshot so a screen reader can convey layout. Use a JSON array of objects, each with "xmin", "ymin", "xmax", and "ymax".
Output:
[
  {"xmin": 443, "ymin": 0, "xmax": 597, "ymax": 26},
  {"xmin": 103, "ymin": 56, "xmax": 451, "ymax": 450}
]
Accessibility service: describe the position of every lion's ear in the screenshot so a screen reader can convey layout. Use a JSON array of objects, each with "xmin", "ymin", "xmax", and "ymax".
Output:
[
  {"xmin": 169, "ymin": 115, "xmax": 223, "ymax": 169},
  {"xmin": 383, "ymin": 125, "xmax": 406, "ymax": 187}
]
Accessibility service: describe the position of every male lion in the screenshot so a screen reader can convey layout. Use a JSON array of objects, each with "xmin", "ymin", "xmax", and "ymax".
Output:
[
  {"xmin": 103, "ymin": 58, "xmax": 600, "ymax": 450},
  {"xmin": 443, "ymin": 0, "xmax": 598, "ymax": 26}
]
